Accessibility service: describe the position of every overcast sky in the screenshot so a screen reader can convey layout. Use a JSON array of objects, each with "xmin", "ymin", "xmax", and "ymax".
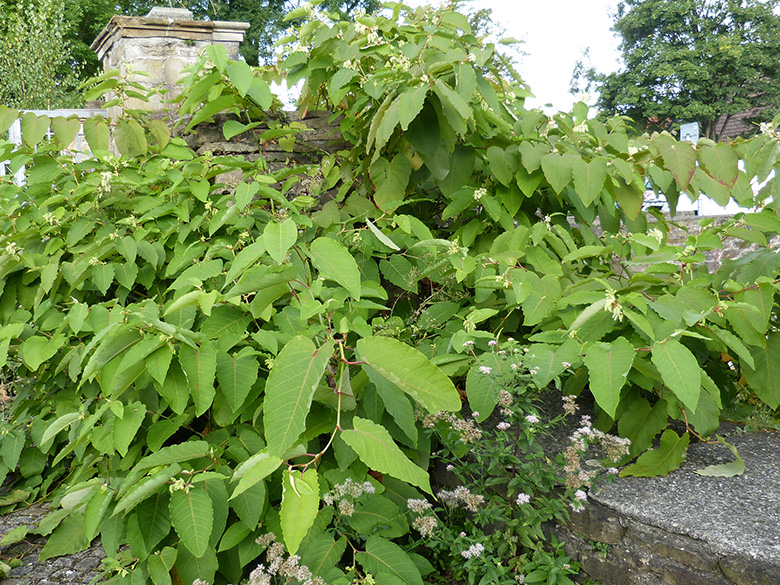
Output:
[{"xmin": 405, "ymin": 0, "xmax": 623, "ymax": 112}]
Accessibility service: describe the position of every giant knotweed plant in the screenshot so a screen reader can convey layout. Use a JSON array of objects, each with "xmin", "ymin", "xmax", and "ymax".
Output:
[{"xmin": 0, "ymin": 1, "xmax": 778, "ymax": 584}]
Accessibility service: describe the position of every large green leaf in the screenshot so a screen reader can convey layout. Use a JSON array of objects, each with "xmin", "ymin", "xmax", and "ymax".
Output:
[
  {"xmin": 659, "ymin": 140, "xmax": 696, "ymax": 190},
  {"xmin": 280, "ymin": 468, "xmax": 319, "ymax": 555},
  {"xmin": 372, "ymin": 155, "xmax": 412, "ymax": 210},
  {"xmin": 525, "ymin": 341, "xmax": 579, "ymax": 388},
  {"xmin": 155, "ymin": 361, "xmax": 190, "ymax": 415},
  {"xmin": 465, "ymin": 353, "xmax": 503, "ymax": 422},
  {"xmin": 21, "ymin": 334, "xmax": 65, "ymax": 371},
  {"xmin": 135, "ymin": 441, "xmax": 210, "ymax": 471},
  {"xmin": 698, "ymin": 143, "xmax": 739, "ymax": 188},
  {"xmin": 572, "ymin": 158, "xmax": 607, "ymax": 206},
  {"xmin": 309, "ymin": 237, "xmax": 362, "ymax": 299},
  {"xmin": 263, "ymin": 219, "xmax": 297, "ymax": 264},
  {"xmin": 216, "ymin": 348, "xmax": 259, "ymax": 412},
  {"xmin": 41, "ymin": 412, "xmax": 82, "ymax": 446},
  {"xmin": 230, "ymin": 450, "xmax": 282, "ymax": 500},
  {"xmin": 112, "ymin": 402, "xmax": 146, "ymax": 457},
  {"xmin": 341, "ymin": 417, "xmax": 431, "ymax": 494},
  {"xmin": 148, "ymin": 547, "xmax": 177, "ymax": 585},
  {"xmin": 540, "ymin": 153, "xmax": 572, "ymax": 193},
  {"xmin": 300, "ymin": 533, "xmax": 347, "ymax": 579},
  {"xmin": 178, "ymin": 341, "xmax": 217, "ymax": 416},
  {"xmin": 695, "ymin": 437, "xmax": 745, "ymax": 477},
  {"xmin": 137, "ymin": 492, "xmax": 172, "ymax": 552},
  {"xmin": 356, "ymin": 337, "xmax": 460, "ymax": 413},
  {"xmin": 621, "ymin": 430, "xmax": 690, "ymax": 477},
  {"xmin": 169, "ymin": 484, "xmax": 213, "ymax": 558},
  {"xmin": 618, "ymin": 397, "xmax": 668, "ymax": 457},
  {"xmin": 356, "ymin": 536, "xmax": 423, "ymax": 585},
  {"xmin": 520, "ymin": 273, "xmax": 561, "ymax": 325},
  {"xmin": 175, "ymin": 544, "xmax": 218, "ymax": 585},
  {"xmin": 743, "ymin": 331, "xmax": 780, "ymax": 409},
  {"xmin": 264, "ymin": 337, "xmax": 332, "ymax": 456},
  {"xmin": 650, "ymin": 339, "xmax": 700, "ymax": 413},
  {"xmin": 39, "ymin": 513, "xmax": 89, "ymax": 561},
  {"xmin": 366, "ymin": 367, "xmax": 417, "ymax": 446},
  {"xmin": 583, "ymin": 338, "xmax": 635, "ymax": 418},
  {"xmin": 113, "ymin": 464, "xmax": 181, "ymax": 517},
  {"xmin": 349, "ymin": 495, "xmax": 407, "ymax": 538}
]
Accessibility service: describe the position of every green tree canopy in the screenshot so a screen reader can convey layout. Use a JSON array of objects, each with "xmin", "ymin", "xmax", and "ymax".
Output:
[
  {"xmin": 574, "ymin": 0, "xmax": 780, "ymax": 141},
  {"xmin": 0, "ymin": 0, "xmax": 81, "ymax": 109}
]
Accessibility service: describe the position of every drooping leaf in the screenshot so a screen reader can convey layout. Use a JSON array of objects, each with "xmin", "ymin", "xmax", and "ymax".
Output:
[
  {"xmin": 309, "ymin": 237, "xmax": 362, "ymax": 299},
  {"xmin": 743, "ymin": 331, "xmax": 780, "ymax": 409},
  {"xmin": 169, "ymin": 484, "xmax": 213, "ymax": 558},
  {"xmin": 367, "ymin": 367, "xmax": 418, "ymax": 446},
  {"xmin": 300, "ymin": 534, "xmax": 347, "ymax": 579},
  {"xmin": 621, "ymin": 430, "xmax": 690, "ymax": 477},
  {"xmin": 572, "ymin": 158, "xmax": 607, "ymax": 206},
  {"xmin": 465, "ymin": 353, "xmax": 503, "ymax": 422},
  {"xmin": 280, "ymin": 468, "xmax": 319, "ymax": 555},
  {"xmin": 263, "ymin": 219, "xmax": 297, "ymax": 264},
  {"xmin": 112, "ymin": 402, "xmax": 147, "ymax": 457},
  {"xmin": 148, "ymin": 547, "xmax": 177, "ymax": 585},
  {"xmin": 695, "ymin": 437, "xmax": 745, "ymax": 477},
  {"xmin": 651, "ymin": 339, "xmax": 700, "ymax": 413},
  {"xmin": 39, "ymin": 513, "xmax": 89, "ymax": 561},
  {"xmin": 618, "ymin": 397, "xmax": 668, "ymax": 458},
  {"xmin": 264, "ymin": 337, "xmax": 332, "ymax": 456},
  {"xmin": 583, "ymin": 338, "xmax": 635, "ymax": 418},
  {"xmin": 356, "ymin": 337, "xmax": 460, "ymax": 413},
  {"xmin": 659, "ymin": 140, "xmax": 696, "ymax": 190},
  {"xmin": 541, "ymin": 153, "xmax": 572, "ymax": 193},
  {"xmin": 216, "ymin": 349, "xmax": 259, "ymax": 412},
  {"xmin": 341, "ymin": 417, "xmax": 431, "ymax": 494},
  {"xmin": 178, "ymin": 341, "xmax": 217, "ymax": 416}
]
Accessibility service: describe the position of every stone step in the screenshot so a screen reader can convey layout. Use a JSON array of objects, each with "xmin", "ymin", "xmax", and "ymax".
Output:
[{"xmin": 551, "ymin": 431, "xmax": 780, "ymax": 585}]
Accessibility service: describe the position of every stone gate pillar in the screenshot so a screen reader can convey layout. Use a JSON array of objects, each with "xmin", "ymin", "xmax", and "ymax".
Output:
[{"xmin": 90, "ymin": 6, "xmax": 249, "ymax": 112}]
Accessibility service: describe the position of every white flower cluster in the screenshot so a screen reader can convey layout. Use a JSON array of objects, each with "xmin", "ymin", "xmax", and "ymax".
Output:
[
  {"xmin": 248, "ymin": 533, "xmax": 325, "ymax": 585},
  {"xmin": 437, "ymin": 486, "xmax": 485, "ymax": 512},
  {"xmin": 323, "ymin": 477, "xmax": 375, "ymax": 507},
  {"xmin": 461, "ymin": 542, "xmax": 485, "ymax": 559},
  {"xmin": 473, "ymin": 187, "xmax": 487, "ymax": 201}
]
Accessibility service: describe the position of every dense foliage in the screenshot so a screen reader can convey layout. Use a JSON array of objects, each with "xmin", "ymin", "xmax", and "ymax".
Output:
[
  {"xmin": 574, "ymin": 0, "xmax": 780, "ymax": 140},
  {"xmin": 0, "ymin": 2, "xmax": 780, "ymax": 584},
  {"xmin": 0, "ymin": 0, "xmax": 81, "ymax": 109}
]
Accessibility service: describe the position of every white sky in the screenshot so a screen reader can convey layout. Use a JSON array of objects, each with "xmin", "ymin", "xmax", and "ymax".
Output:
[{"xmin": 405, "ymin": 0, "xmax": 623, "ymax": 112}]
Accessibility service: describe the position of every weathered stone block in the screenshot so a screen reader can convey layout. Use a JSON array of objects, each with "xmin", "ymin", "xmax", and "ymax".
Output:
[
  {"xmin": 624, "ymin": 521, "xmax": 719, "ymax": 572},
  {"xmin": 720, "ymin": 555, "xmax": 780, "ymax": 585},
  {"xmin": 565, "ymin": 500, "xmax": 627, "ymax": 544}
]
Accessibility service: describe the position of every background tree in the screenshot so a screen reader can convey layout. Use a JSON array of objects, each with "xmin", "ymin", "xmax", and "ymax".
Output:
[
  {"xmin": 573, "ymin": 0, "xmax": 780, "ymax": 141},
  {"xmin": 0, "ymin": 0, "xmax": 82, "ymax": 109}
]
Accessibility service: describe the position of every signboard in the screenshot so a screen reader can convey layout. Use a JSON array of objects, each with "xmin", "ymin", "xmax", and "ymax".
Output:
[{"xmin": 680, "ymin": 122, "xmax": 700, "ymax": 144}]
